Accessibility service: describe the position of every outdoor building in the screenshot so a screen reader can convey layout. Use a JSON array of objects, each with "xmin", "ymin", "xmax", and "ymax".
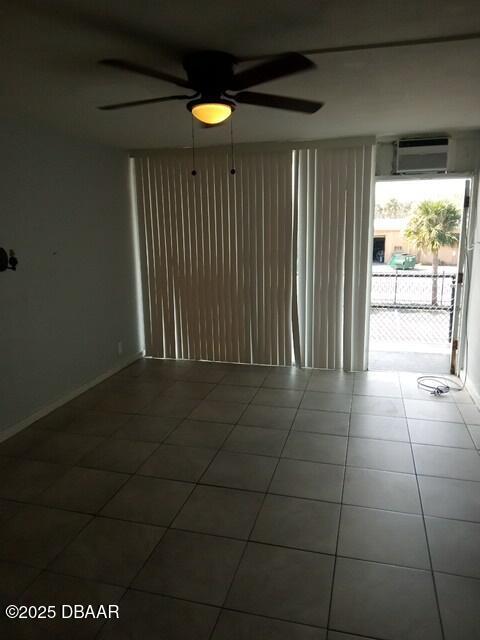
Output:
[{"xmin": 373, "ymin": 217, "xmax": 459, "ymax": 265}]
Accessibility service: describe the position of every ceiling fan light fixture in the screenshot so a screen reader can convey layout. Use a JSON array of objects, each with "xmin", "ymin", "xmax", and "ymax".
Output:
[{"xmin": 189, "ymin": 101, "xmax": 234, "ymax": 125}]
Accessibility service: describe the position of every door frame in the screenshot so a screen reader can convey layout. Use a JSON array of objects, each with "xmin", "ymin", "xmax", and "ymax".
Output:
[
  {"xmin": 370, "ymin": 173, "xmax": 475, "ymax": 372},
  {"xmin": 450, "ymin": 178, "xmax": 473, "ymax": 373},
  {"xmin": 456, "ymin": 174, "xmax": 478, "ymax": 377}
]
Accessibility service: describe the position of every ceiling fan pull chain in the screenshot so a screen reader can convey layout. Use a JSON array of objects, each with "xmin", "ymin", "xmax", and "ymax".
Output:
[
  {"xmin": 191, "ymin": 116, "xmax": 197, "ymax": 176},
  {"xmin": 230, "ymin": 118, "xmax": 236, "ymax": 175}
]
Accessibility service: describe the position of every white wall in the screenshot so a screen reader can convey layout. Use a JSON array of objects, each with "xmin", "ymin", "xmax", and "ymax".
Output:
[
  {"xmin": 465, "ymin": 183, "xmax": 480, "ymax": 404},
  {"xmin": 0, "ymin": 117, "xmax": 142, "ymax": 434}
]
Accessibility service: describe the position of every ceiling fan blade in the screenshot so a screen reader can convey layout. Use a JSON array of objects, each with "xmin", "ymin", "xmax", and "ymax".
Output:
[
  {"xmin": 234, "ymin": 91, "xmax": 323, "ymax": 113},
  {"xmin": 230, "ymin": 53, "xmax": 314, "ymax": 90},
  {"xmin": 98, "ymin": 94, "xmax": 194, "ymax": 111},
  {"xmin": 100, "ymin": 59, "xmax": 192, "ymax": 89},
  {"xmin": 298, "ymin": 32, "xmax": 480, "ymax": 56},
  {"xmin": 240, "ymin": 32, "xmax": 480, "ymax": 62}
]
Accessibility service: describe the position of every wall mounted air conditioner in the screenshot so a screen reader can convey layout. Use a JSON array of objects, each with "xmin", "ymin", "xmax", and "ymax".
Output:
[{"xmin": 395, "ymin": 137, "xmax": 449, "ymax": 174}]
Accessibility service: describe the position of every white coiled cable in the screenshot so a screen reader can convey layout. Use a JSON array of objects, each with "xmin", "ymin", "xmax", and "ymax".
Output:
[{"xmin": 416, "ymin": 375, "xmax": 463, "ymax": 396}]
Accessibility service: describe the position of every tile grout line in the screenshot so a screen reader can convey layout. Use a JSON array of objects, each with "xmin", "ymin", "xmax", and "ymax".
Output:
[
  {"xmin": 7, "ymin": 431, "xmax": 479, "ymax": 477},
  {"xmin": 116, "ymin": 413, "xmax": 476, "ymax": 453},
  {"xmin": 4, "ymin": 445, "xmax": 480, "ymax": 486},
  {"xmin": 27, "ymin": 391, "xmax": 478, "ymax": 437},
  {"xmin": 0, "ymin": 447, "xmax": 108, "ymax": 608},
  {"xmin": 14, "ymin": 511, "xmax": 97, "ymax": 601},
  {"xmin": 10, "ymin": 550, "xmax": 480, "ymax": 618},
  {"xmin": 8, "ymin": 480, "xmax": 480, "ymax": 528},
  {"xmin": 324, "ymin": 399, "xmax": 352, "ymax": 635},
  {"xmin": 403, "ymin": 393, "xmax": 447, "ymax": 640},
  {"xmin": 88, "ymin": 412, "xmax": 210, "ymax": 640},
  {"xmin": 93, "ymin": 370, "xmax": 261, "ymax": 640},
  {"xmin": 463, "ymin": 418, "xmax": 480, "ymax": 450},
  {"xmin": 206, "ymin": 373, "xmax": 313, "ymax": 640},
  {"xmin": 3, "ymin": 361, "xmax": 479, "ymax": 637},
  {"xmin": 3, "ymin": 435, "xmax": 480, "ymax": 540},
  {"xmin": 11, "ymin": 419, "xmax": 174, "ymax": 636},
  {"xmin": 122, "ymin": 394, "xmax": 222, "ymax": 477},
  {"xmin": 41, "ymin": 439, "xmax": 153, "ymax": 571},
  {"xmin": 4, "ymin": 501, "xmax": 480, "ymax": 582},
  {"xmin": 181, "ymin": 370, "xmax": 253, "ymax": 496},
  {"xmin": 90, "ymin": 423, "xmax": 207, "ymax": 639}
]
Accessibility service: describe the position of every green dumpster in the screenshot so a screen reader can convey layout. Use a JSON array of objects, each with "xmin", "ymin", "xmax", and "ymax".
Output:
[{"xmin": 389, "ymin": 253, "xmax": 416, "ymax": 270}]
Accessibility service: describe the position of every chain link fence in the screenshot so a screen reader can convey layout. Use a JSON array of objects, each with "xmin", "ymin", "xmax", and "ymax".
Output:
[{"xmin": 369, "ymin": 272, "xmax": 456, "ymax": 348}]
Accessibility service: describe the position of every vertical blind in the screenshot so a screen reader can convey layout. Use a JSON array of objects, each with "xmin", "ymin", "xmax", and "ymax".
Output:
[
  {"xmin": 134, "ymin": 149, "xmax": 295, "ymax": 365},
  {"xmin": 294, "ymin": 144, "xmax": 374, "ymax": 370},
  {"xmin": 133, "ymin": 140, "xmax": 374, "ymax": 371}
]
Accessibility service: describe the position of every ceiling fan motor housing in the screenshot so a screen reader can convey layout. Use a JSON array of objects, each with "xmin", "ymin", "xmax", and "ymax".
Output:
[{"xmin": 183, "ymin": 51, "xmax": 236, "ymax": 100}]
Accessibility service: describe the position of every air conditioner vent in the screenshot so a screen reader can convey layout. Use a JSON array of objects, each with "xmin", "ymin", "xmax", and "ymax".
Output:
[{"xmin": 395, "ymin": 137, "xmax": 449, "ymax": 174}]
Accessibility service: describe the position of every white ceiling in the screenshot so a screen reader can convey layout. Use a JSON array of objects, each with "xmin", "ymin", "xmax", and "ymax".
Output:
[{"xmin": 1, "ymin": 0, "xmax": 480, "ymax": 149}]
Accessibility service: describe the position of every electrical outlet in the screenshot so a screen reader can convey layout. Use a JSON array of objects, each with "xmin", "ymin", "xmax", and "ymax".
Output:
[{"xmin": 117, "ymin": 341, "xmax": 123, "ymax": 356}]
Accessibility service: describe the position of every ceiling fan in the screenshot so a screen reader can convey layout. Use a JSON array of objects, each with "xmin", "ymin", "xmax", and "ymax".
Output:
[{"xmin": 98, "ymin": 51, "xmax": 323, "ymax": 125}]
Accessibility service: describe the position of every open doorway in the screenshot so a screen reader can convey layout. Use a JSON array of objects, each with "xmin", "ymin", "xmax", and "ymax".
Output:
[
  {"xmin": 368, "ymin": 176, "xmax": 470, "ymax": 373},
  {"xmin": 373, "ymin": 236, "xmax": 386, "ymax": 263}
]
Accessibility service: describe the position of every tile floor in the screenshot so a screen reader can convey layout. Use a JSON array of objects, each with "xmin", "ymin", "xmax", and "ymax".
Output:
[{"xmin": 0, "ymin": 358, "xmax": 480, "ymax": 639}]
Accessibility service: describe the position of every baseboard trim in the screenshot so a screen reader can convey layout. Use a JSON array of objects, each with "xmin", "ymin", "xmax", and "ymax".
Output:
[
  {"xmin": 466, "ymin": 376, "xmax": 480, "ymax": 408},
  {"xmin": 0, "ymin": 351, "xmax": 144, "ymax": 443}
]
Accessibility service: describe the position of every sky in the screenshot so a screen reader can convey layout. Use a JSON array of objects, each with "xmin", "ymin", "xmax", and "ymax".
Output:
[{"xmin": 375, "ymin": 178, "xmax": 467, "ymax": 208}]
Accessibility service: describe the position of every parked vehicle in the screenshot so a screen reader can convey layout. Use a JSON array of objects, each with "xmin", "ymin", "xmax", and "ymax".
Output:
[{"xmin": 389, "ymin": 253, "xmax": 416, "ymax": 270}]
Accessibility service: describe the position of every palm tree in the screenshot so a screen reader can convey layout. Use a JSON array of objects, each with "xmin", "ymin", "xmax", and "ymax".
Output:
[{"xmin": 404, "ymin": 200, "xmax": 460, "ymax": 305}]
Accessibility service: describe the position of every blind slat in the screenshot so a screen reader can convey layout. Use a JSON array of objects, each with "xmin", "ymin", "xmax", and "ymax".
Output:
[
  {"xmin": 295, "ymin": 143, "xmax": 374, "ymax": 371},
  {"xmin": 134, "ymin": 149, "xmax": 294, "ymax": 366}
]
